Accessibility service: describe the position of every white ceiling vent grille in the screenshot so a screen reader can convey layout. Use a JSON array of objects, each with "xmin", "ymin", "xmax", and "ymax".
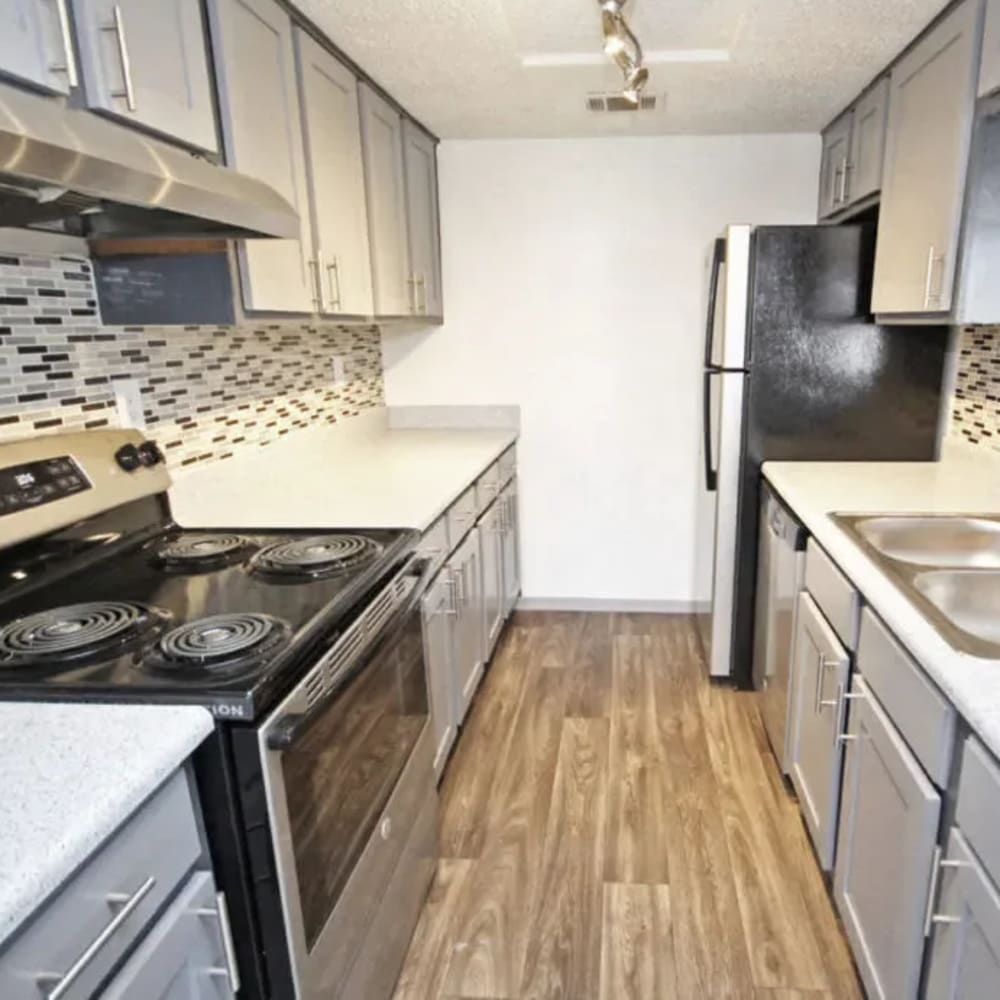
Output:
[{"xmin": 586, "ymin": 92, "xmax": 658, "ymax": 112}]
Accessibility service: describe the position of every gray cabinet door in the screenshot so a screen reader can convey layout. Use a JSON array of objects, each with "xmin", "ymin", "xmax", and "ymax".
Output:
[
  {"xmin": 358, "ymin": 82, "xmax": 411, "ymax": 316},
  {"xmin": 72, "ymin": 0, "xmax": 217, "ymax": 151},
  {"xmin": 925, "ymin": 827, "xmax": 1000, "ymax": 1000},
  {"xmin": 818, "ymin": 111, "xmax": 853, "ymax": 219},
  {"xmin": 207, "ymin": 0, "xmax": 315, "ymax": 313},
  {"xmin": 101, "ymin": 871, "xmax": 236, "ymax": 1000},
  {"xmin": 402, "ymin": 119, "xmax": 443, "ymax": 318},
  {"xmin": 788, "ymin": 591, "xmax": 850, "ymax": 870},
  {"xmin": 422, "ymin": 573, "xmax": 457, "ymax": 780},
  {"xmin": 848, "ymin": 76, "xmax": 889, "ymax": 203},
  {"xmin": 834, "ymin": 675, "xmax": 942, "ymax": 1000},
  {"xmin": 500, "ymin": 479, "xmax": 520, "ymax": 618},
  {"xmin": 295, "ymin": 29, "xmax": 374, "ymax": 317},
  {"xmin": 480, "ymin": 500, "xmax": 504, "ymax": 658},
  {"xmin": 0, "ymin": 0, "xmax": 74, "ymax": 93},
  {"xmin": 449, "ymin": 527, "xmax": 484, "ymax": 724},
  {"xmin": 872, "ymin": 0, "xmax": 983, "ymax": 315}
]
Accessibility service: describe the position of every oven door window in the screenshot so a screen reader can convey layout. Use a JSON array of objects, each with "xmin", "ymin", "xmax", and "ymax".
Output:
[{"xmin": 281, "ymin": 608, "xmax": 428, "ymax": 950}]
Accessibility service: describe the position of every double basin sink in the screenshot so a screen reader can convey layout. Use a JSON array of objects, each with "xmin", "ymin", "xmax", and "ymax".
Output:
[{"xmin": 834, "ymin": 514, "xmax": 1000, "ymax": 658}]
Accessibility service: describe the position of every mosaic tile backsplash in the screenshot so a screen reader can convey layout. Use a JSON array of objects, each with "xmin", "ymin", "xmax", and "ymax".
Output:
[
  {"xmin": 0, "ymin": 252, "xmax": 384, "ymax": 469},
  {"xmin": 950, "ymin": 326, "xmax": 1000, "ymax": 449}
]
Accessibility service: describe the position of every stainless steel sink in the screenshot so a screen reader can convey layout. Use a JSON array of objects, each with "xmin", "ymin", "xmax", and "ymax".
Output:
[
  {"xmin": 834, "ymin": 513, "xmax": 1000, "ymax": 658},
  {"xmin": 853, "ymin": 515, "xmax": 1000, "ymax": 568},
  {"xmin": 914, "ymin": 570, "xmax": 1000, "ymax": 656}
]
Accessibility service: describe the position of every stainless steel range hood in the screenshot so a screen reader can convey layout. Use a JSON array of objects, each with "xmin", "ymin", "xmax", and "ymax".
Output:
[{"xmin": 0, "ymin": 83, "xmax": 299, "ymax": 242}]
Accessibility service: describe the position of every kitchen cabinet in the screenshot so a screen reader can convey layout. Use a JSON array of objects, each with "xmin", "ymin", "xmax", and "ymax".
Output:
[
  {"xmin": 359, "ymin": 82, "xmax": 411, "ymax": 316},
  {"xmin": 924, "ymin": 827, "xmax": 1000, "ymax": 1000},
  {"xmin": 787, "ymin": 590, "xmax": 850, "ymax": 870},
  {"xmin": 422, "ymin": 571, "xmax": 457, "ymax": 780},
  {"xmin": 847, "ymin": 76, "xmax": 890, "ymax": 204},
  {"xmin": 402, "ymin": 119, "xmax": 443, "ymax": 318},
  {"xmin": 72, "ymin": 0, "xmax": 217, "ymax": 152},
  {"xmin": 480, "ymin": 499, "xmax": 505, "ymax": 659},
  {"xmin": 295, "ymin": 29, "xmax": 374, "ymax": 317},
  {"xmin": 449, "ymin": 526, "xmax": 484, "ymax": 724},
  {"xmin": 818, "ymin": 111, "xmax": 853, "ymax": 219},
  {"xmin": 979, "ymin": 0, "xmax": 1000, "ymax": 95},
  {"xmin": 208, "ymin": 0, "xmax": 315, "ymax": 313},
  {"xmin": 872, "ymin": 0, "xmax": 984, "ymax": 316},
  {"xmin": 833, "ymin": 675, "xmax": 942, "ymax": 1000},
  {"xmin": 100, "ymin": 872, "xmax": 237, "ymax": 1000},
  {"xmin": 0, "ymin": 0, "xmax": 75, "ymax": 93},
  {"xmin": 500, "ymin": 478, "xmax": 520, "ymax": 618}
]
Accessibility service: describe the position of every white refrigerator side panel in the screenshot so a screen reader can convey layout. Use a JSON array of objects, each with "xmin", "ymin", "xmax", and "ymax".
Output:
[
  {"xmin": 709, "ymin": 370, "xmax": 746, "ymax": 677},
  {"xmin": 719, "ymin": 224, "xmax": 751, "ymax": 370}
]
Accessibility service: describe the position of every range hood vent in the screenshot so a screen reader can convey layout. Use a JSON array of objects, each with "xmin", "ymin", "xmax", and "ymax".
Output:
[
  {"xmin": 0, "ymin": 84, "xmax": 299, "ymax": 242},
  {"xmin": 586, "ymin": 92, "xmax": 658, "ymax": 112}
]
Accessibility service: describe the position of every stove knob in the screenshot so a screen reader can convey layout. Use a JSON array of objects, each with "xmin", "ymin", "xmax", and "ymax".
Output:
[
  {"xmin": 115, "ymin": 443, "xmax": 141, "ymax": 472},
  {"xmin": 137, "ymin": 440, "xmax": 164, "ymax": 467}
]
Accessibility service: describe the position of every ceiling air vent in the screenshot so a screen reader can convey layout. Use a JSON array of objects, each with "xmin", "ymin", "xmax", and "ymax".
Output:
[{"xmin": 586, "ymin": 92, "xmax": 658, "ymax": 112}]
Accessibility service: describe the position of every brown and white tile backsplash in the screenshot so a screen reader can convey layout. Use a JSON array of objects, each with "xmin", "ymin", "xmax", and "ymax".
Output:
[
  {"xmin": 0, "ymin": 252, "xmax": 384, "ymax": 469},
  {"xmin": 950, "ymin": 325, "xmax": 1000, "ymax": 450}
]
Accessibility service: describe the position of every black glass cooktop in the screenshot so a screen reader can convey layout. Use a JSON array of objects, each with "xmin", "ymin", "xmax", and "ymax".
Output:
[{"xmin": 0, "ymin": 521, "xmax": 416, "ymax": 720}]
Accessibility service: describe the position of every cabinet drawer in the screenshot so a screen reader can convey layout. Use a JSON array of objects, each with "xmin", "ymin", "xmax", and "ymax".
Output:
[
  {"xmin": 418, "ymin": 516, "xmax": 449, "ymax": 574},
  {"xmin": 0, "ymin": 768, "xmax": 201, "ymax": 1000},
  {"xmin": 315, "ymin": 722, "xmax": 434, "ymax": 989},
  {"xmin": 498, "ymin": 445, "xmax": 517, "ymax": 485},
  {"xmin": 447, "ymin": 486, "xmax": 477, "ymax": 545},
  {"xmin": 956, "ymin": 736, "xmax": 1000, "ymax": 885},
  {"xmin": 475, "ymin": 462, "xmax": 502, "ymax": 516},
  {"xmin": 857, "ymin": 610, "xmax": 956, "ymax": 787},
  {"xmin": 805, "ymin": 540, "xmax": 860, "ymax": 649}
]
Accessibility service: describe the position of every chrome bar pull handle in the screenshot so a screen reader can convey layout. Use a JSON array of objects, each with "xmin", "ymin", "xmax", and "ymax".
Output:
[
  {"xmin": 102, "ymin": 5, "xmax": 137, "ymax": 111},
  {"xmin": 52, "ymin": 0, "xmax": 79, "ymax": 87},
  {"xmin": 838, "ymin": 156, "xmax": 849, "ymax": 205},
  {"xmin": 196, "ymin": 892, "xmax": 241, "ymax": 993},
  {"xmin": 327, "ymin": 257, "xmax": 342, "ymax": 312},
  {"xmin": 309, "ymin": 258, "xmax": 323, "ymax": 311},
  {"xmin": 923, "ymin": 846, "xmax": 945, "ymax": 938},
  {"xmin": 923, "ymin": 245, "xmax": 937, "ymax": 309},
  {"xmin": 406, "ymin": 273, "xmax": 417, "ymax": 313},
  {"xmin": 38, "ymin": 876, "xmax": 156, "ymax": 999},
  {"xmin": 417, "ymin": 273, "xmax": 427, "ymax": 314}
]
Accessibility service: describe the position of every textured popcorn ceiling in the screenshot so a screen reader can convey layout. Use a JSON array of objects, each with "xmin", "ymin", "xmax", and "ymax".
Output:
[{"xmin": 294, "ymin": 0, "xmax": 947, "ymax": 137}]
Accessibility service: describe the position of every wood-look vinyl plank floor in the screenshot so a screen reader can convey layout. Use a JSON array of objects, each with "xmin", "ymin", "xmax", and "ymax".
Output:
[{"xmin": 393, "ymin": 613, "xmax": 863, "ymax": 1000}]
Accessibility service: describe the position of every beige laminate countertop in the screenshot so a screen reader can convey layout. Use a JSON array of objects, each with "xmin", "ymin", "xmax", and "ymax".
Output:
[
  {"xmin": 764, "ymin": 442, "xmax": 1000, "ymax": 759},
  {"xmin": 168, "ymin": 419, "xmax": 517, "ymax": 532}
]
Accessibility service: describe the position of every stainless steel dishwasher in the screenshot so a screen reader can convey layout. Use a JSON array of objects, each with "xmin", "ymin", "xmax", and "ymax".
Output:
[{"xmin": 752, "ymin": 483, "xmax": 808, "ymax": 774}]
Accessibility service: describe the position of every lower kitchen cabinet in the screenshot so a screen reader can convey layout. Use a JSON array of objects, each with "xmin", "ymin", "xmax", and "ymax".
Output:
[
  {"xmin": 422, "ymin": 571, "xmax": 457, "ymax": 779},
  {"xmin": 500, "ymin": 478, "xmax": 520, "ymax": 617},
  {"xmin": 833, "ymin": 675, "xmax": 942, "ymax": 1000},
  {"xmin": 450, "ymin": 526, "xmax": 484, "ymax": 724},
  {"xmin": 924, "ymin": 827, "xmax": 1000, "ymax": 999},
  {"xmin": 787, "ymin": 591, "xmax": 850, "ymax": 870},
  {"xmin": 480, "ymin": 499, "xmax": 505, "ymax": 659}
]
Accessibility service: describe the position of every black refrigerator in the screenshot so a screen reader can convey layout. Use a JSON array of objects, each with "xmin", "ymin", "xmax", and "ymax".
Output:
[{"xmin": 697, "ymin": 223, "xmax": 949, "ymax": 687}]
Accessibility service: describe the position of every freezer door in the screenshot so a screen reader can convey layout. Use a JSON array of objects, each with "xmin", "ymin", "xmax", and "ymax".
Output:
[
  {"xmin": 705, "ymin": 225, "xmax": 751, "ymax": 371},
  {"xmin": 697, "ymin": 369, "xmax": 747, "ymax": 678}
]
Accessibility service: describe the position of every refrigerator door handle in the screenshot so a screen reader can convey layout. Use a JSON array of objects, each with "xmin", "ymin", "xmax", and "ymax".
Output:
[
  {"xmin": 703, "ymin": 369, "xmax": 718, "ymax": 492},
  {"xmin": 703, "ymin": 237, "xmax": 727, "ymax": 369}
]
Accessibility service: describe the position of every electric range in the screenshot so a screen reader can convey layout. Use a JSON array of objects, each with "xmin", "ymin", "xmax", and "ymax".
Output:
[{"xmin": 0, "ymin": 430, "xmax": 436, "ymax": 1000}]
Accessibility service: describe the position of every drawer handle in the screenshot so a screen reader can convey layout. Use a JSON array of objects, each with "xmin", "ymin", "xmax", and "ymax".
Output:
[
  {"xmin": 833, "ymin": 686, "xmax": 866, "ymax": 746},
  {"xmin": 196, "ymin": 892, "xmax": 242, "ymax": 994},
  {"xmin": 37, "ymin": 876, "xmax": 156, "ymax": 999}
]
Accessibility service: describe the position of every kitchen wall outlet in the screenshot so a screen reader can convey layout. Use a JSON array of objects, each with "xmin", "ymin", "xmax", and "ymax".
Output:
[
  {"xmin": 113, "ymin": 378, "xmax": 146, "ymax": 430},
  {"xmin": 331, "ymin": 354, "xmax": 348, "ymax": 388}
]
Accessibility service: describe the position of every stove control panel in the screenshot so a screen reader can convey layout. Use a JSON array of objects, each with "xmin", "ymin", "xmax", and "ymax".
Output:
[{"xmin": 0, "ymin": 456, "xmax": 91, "ymax": 516}]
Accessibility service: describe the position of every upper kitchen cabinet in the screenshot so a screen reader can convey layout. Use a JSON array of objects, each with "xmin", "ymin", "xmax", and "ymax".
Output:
[
  {"xmin": 817, "ymin": 77, "xmax": 889, "ymax": 220},
  {"xmin": 818, "ymin": 112, "xmax": 853, "ymax": 219},
  {"xmin": 359, "ymin": 82, "xmax": 412, "ymax": 316},
  {"xmin": 402, "ymin": 120, "xmax": 443, "ymax": 319},
  {"xmin": 872, "ymin": 0, "xmax": 984, "ymax": 317},
  {"xmin": 0, "ymin": 0, "xmax": 76, "ymax": 94},
  {"xmin": 295, "ymin": 29, "xmax": 373, "ymax": 317},
  {"xmin": 72, "ymin": 0, "xmax": 218, "ymax": 152},
  {"xmin": 979, "ymin": 0, "xmax": 1000, "ymax": 94},
  {"xmin": 208, "ymin": 0, "xmax": 315, "ymax": 313}
]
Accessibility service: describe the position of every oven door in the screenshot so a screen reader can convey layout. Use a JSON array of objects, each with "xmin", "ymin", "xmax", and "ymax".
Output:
[{"xmin": 258, "ymin": 556, "xmax": 433, "ymax": 999}]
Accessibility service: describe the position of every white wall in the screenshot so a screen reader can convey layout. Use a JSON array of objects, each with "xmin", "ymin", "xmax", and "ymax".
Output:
[{"xmin": 382, "ymin": 135, "xmax": 820, "ymax": 608}]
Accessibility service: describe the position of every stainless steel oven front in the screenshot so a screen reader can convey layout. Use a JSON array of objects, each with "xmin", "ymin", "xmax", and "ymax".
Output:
[{"xmin": 257, "ymin": 555, "xmax": 433, "ymax": 999}]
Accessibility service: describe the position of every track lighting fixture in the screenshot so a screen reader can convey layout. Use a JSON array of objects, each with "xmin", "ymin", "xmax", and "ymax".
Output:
[{"xmin": 597, "ymin": 0, "xmax": 648, "ymax": 105}]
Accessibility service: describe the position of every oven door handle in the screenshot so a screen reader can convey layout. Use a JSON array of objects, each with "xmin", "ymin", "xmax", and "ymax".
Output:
[{"xmin": 266, "ymin": 556, "xmax": 433, "ymax": 751}]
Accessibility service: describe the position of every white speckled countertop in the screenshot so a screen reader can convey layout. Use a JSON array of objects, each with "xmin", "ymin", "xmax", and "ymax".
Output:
[
  {"xmin": 0, "ymin": 702, "xmax": 213, "ymax": 947},
  {"xmin": 168, "ymin": 408, "xmax": 518, "ymax": 532},
  {"xmin": 764, "ymin": 441, "xmax": 1000, "ymax": 760}
]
